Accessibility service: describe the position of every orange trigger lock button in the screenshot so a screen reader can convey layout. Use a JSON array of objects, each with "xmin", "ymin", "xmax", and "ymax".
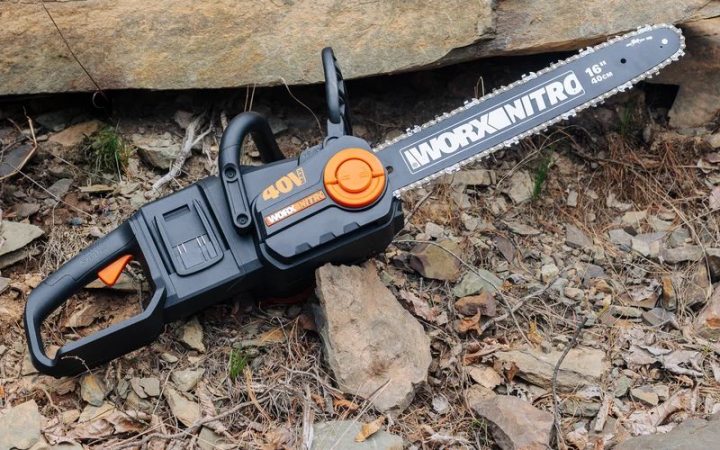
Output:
[
  {"xmin": 98, "ymin": 254, "xmax": 133, "ymax": 287},
  {"xmin": 322, "ymin": 148, "xmax": 386, "ymax": 208}
]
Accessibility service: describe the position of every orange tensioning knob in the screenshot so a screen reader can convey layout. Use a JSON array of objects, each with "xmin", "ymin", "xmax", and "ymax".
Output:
[{"xmin": 323, "ymin": 148, "xmax": 386, "ymax": 208}]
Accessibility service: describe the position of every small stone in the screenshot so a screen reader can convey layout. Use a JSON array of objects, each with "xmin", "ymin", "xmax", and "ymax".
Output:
[
  {"xmin": 47, "ymin": 178, "xmax": 73, "ymax": 200},
  {"xmin": 565, "ymin": 224, "xmax": 593, "ymax": 249},
  {"xmin": 432, "ymin": 395, "xmax": 450, "ymax": 414},
  {"xmin": 467, "ymin": 365, "xmax": 503, "ymax": 389},
  {"xmin": 0, "ymin": 277, "xmax": 9, "ymax": 295},
  {"xmin": 560, "ymin": 399, "xmax": 601, "ymax": 417},
  {"xmin": 13, "ymin": 203, "xmax": 40, "ymax": 219},
  {"xmin": 461, "ymin": 213, "xmax": 479, "ymax": 231},
  {"xmin": 694, "ymin": 285, "xmax": 720, "ymax": 339},
  {"xmin": 198, "ymin": 426, "xmax": 233, "ymax": 450},
  {"xmin": 452, "ymin": 270, "xmax": 502, "ymax": 297},
  {"xmin": 179, "ymin": 316, "xmax": 206, "ymax": 352},
  {"xmin": 138, "ymin": 377, "xmax": 161, "ymax": 397},
  {"xmin": 126, "ymin": 391, "xmax": 153, "ymax": 413},
  {"xmin": 48, "ymin": 120, "xmax": 101, "ymax": 147},
  {"xmin": 36, "ymin": 109, "xmax": 80, "ymax": 132},
  {"xmin": 0, "ymin": 220, "xmax": 44, "ymax": 257},
  {"xmin": 313, "ymin": 263, "xmax": 431, "ymax": 413},
  {"xmin": 610, "ymin": 305, "xmax": 643, "ymax": 318},
  {"xmin": 409, "ymin": 239, "xmax": 462, "ymax": 281},
  {"xmin": 567, "ymin": 190, "xmax": 578, "ymax": 207},
  {"xmin": 505, "ymin": 221, "xmax": 541, "ymax": 236},
  {"xmin": 161, "ymin": 353, "xmax": 179, "ymax": 363},
  {"xmin": 0, "ymin": 400, "xmax": 44, "ymax": 450},
  {"xmin": 470, "ymin": 395, "xmax": 552, "ymax": 450},
  {"xmin": 630, "ymin": 385, "xmax": 659, "ymax": 406},
  {"xmin": 311, "ymin": 420, "xmax": 403, "ymax": 450},
  {"xmin": 642, "ymin": 307, "xmax": 676, "ymax": 327},
  {"xmin": 661, "ymin": 245, "xmax": 703, "ymax": 264},
  {"xmin": 80, "ymin": 374, "xmax": 107, "ymax": 406},
  {"xmin": 447, "ymin": 169, "xmax": 495, "ymax": 187},
  {"xmin": 171, "ymin": 369, "xmax": 205, "ymax": 392},
  {"xmin": 608, "ymin": 229, "xmax": 633, "ymax": 247},
  {"xmin": 631, "ymin": 232, "xmax": 666, "ymax": 258},
  {"xmin": 707, "ymin": 133, "xmax": 720, "ymax": 149},
  {"xmin": 668, "ymin": 227, "xmax": 691, "ymax": 247},
  {"xmin": 563, "ymin": 287, "xmax": 584, "ymax": 301},
  {"xmin": 660, "ymin": 277, "xmax": 677, "ymax": 311},
  {"xmin": 164, "ymin": 387, "xmax": 200, "ymax": 427},
  {"xmin": 621, "ymin": 210, "xmax": 647, "ymax": 228},
  {"xmin": 424, "ymin": 222, "xmax": 445, "ymax": 239},
  {"xmin": 647, "ymin": 215, "xmax": 673, "ymax": 232},
  {"xmin": 501, "ymin": 170, "xmax": 534, "ymax": 204},
  {"xmin": 614, "ymin": 375, "xmax": 632, "ymax": 397},
  {"xmin": 132, "ymin": 132, "xmax": 181, "ymax": 170},
  {"xmin": 541, "ymin": 263, "xmax": 559, "ymax": 282},
  {"xmin": 454, "ymin": 292, "xmax": 496, "ymax": 317}
]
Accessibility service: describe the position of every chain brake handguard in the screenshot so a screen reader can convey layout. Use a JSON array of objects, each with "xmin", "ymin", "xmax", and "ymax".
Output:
[{"xmin": 24, "ymin": 48, "xmax": 404, "ymax": 377}]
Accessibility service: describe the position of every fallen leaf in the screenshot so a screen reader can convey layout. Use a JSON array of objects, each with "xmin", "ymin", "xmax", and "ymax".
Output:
[
  {"xmin": 399, "ymin": 290, "xmax": 447, "ymax": 324},
  {"xmin": 355, "ymin": 416, "xmax": 385, "ymax": 442},
  {"xmin": 333, "ymin": 398, "xmax": 359, "ymax": 411},
  {"xmin": 456, "ymin": 312, "xmax": 482, "ymax": 334},
  {"xmin": 527, "ymin": 321, "xmax": 543, "ymax": 345},
  {"xmin": 258, "ymin": 327, "xmax": 286, "ymax": 344}
]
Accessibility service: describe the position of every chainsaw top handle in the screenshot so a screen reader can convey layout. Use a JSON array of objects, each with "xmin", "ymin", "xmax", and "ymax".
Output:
[{"xmin": 24, "ymin": 221, "xmax": 167, "ymax": 377}]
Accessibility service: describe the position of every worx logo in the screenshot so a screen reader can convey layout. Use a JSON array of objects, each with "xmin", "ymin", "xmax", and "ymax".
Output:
[{"xmin": 401, "ymin": 71, "xmax": 585, "ymax": 173}]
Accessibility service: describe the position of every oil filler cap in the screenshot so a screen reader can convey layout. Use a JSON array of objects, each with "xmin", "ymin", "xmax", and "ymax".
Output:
[{"xmin": 323, "ymin": 148, "xmax": 386, "ymax": 208}]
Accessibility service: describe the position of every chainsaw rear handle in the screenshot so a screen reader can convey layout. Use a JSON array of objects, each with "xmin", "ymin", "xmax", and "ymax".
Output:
[{"xmin": 24, "ymin": 221, "xmax": 166, "ymax": 377}]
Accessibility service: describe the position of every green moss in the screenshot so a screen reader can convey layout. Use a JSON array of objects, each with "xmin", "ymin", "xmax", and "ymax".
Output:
[
  {"xmin": 228, "ymin": 348, "xmax": 251, "ymax": 380},
  {"xmin": 532, "ymin": 154, "xmax": 552, "ymax": 201},
  {"xmin": 85, "ymin": 126, "xmax": 132, "ymax": 176}
]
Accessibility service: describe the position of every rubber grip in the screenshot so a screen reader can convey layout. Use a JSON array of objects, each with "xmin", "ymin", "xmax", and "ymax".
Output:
[{"xmin": 23, "ymin": 221, "xmax": 166, "ymax": 377}]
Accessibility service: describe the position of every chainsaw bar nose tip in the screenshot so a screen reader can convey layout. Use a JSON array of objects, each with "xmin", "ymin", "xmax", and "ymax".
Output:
[{"xmin": 323, "ymin": 148, "xmax": 386, "ymax": 208}]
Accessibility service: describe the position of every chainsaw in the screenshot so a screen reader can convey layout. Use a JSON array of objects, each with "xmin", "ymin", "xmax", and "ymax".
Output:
[{"xmin": 25, "ymin": 25, "xmax": 684, "ymax": 377}]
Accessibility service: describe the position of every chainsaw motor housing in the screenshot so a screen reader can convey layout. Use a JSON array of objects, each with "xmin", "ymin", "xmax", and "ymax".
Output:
[{"xmin": 24, "ymin": 48, "xmax": 404, "ymax": 377}]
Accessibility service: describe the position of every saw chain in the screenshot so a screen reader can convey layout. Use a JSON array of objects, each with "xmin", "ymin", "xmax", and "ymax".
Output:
[{"xmin": 24, "ymin": 25, "xmax": 684, "ymax": 376}]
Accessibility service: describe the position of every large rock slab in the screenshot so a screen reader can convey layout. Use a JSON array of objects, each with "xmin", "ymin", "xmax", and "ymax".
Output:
[
  {"xmin": 1, "ymin": 1, "xmax": 718, "ymax": 95},
  {"xmin": 615, "ymin": 416, "xmax": 720, "ymax": 450},
  {"xmin": 311, "ymin": 420, "xmax": 403, "ymax": 450},
  {"xmin": 314, "ymin": 263, "xmax": 431, "ymax": 413},
  {"xmin": 470, "ymin": 395, "xmax": 553, "ymax": 450},
  {"xmin": 0, "ymin": 400, "xmax": 45, "ymax": 450}
]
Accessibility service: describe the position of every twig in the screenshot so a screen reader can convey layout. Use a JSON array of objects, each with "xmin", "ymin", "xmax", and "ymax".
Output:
[
  {"xmin": 301, "ymin": 385, "xmax": 314, "ymax": 450},
  {"xmin": 279, "ymin": 76, "xmax": 323, "ymax": 138},
  {"xmin": 152, "ymin": 113, "xmax": 212, "ymax": 192},
  {"xmin": 550, "ymin": 316, "xmax": 588, "ymax": 448}
]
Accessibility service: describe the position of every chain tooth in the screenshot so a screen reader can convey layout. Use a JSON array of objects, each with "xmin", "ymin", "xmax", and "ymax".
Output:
[{"xmin": 385, "ymin": 24, "xmax": 685, "ymax": 191}]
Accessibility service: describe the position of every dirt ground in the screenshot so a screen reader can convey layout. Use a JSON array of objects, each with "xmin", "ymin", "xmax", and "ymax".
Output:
[{"xmin": 1, "ymin": 51, "xmax": 719, "ymax": 449}]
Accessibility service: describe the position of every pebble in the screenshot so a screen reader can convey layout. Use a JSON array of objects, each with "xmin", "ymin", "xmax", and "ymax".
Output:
[
  {"xmin": 631, "ymin": 232, "xmax": 666, "ymax": 258},
  {"xmin": 608, "ymin": 228, "xmax": 633, "ymax": 247},
  {"xmin": 179, "ymin": 317, "xmax": 206, "ymax": 352},
  {"xmin": 541, "ymin": 263, "xmax": 559, "ymax": 282},
  {"xmin": 631, "ymin": 385, "xmax": 659, "ymax": 406},
  {"xmin": 565, "ymin": 224, "xmax": 593, "ymax": 250},
  {"xmin": 80, "ymin": 374, "xmax": 107, "ymax": 406},
  {"xmin": 567, "ymin": 190, "xmax": 578, "ymax": 207},
  {"xmin": 564, "ymin": 287, "xmax": 585, "ymax": 301}
]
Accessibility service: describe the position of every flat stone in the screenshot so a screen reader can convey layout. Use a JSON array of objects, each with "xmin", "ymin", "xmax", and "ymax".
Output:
[
  {"xmin": 198, "ymin": 426, "xmax": 233, "ymax": 450},
  {"xmin": 505, "ymin": 221, "xmax": 541, "ymax": 236},
  {"xmin": 560, "ymin": 399, "xmax": 601, "ymax": 417},
  {"xmin": 0, "ymin": 400, "xmax": 44, "ymax": 450},
  {"xmin": 564, "ymin": 287, "xmax": 584, "ymax": 301},
  {"xmin": 446, "ymin": 169, "xmax": 495, "ymax": 187},
  {"xmin": 621, "ymin": 210, "xmax": 647, "ymax": 228},
  {"xmin": 631, "ymin": 232, "xmax": 666, "ymax": 258},
  {"xmin": 608, "ymin": 229, "xmax": 633, "ymax": 247},
  {"xmin": 80, "ymin": 374, "xmax": 107, "ymax": 406},
  {"xmin": 179, "ymin": 316, "xmax": 206, "ymax": 352},
  {"xmin": 614, "ymin": 375, "xmax": 633, "ymax": 398},
  {"xmin": 541, "ymin": 263, "xmax": 559, "ymax": 282},
  {"xmin": 631, "ymin": 385, "xmax": 659, "ymax": 406},
  {"xmin": 311, "ymin": 420, "xmax": 403, "ymax": 450},
  {"xmin": 0, "ymin": 277, "xmax": 9, "ymax": 295},
  {"xmin": 409, "ymin": 239, "xmax": 462, "ymax": 281},
  {"xmin": 48, "ymin": 120, "xmax": 102, "ymax": 147},
  {"xmin": 452, "ymin": 270, "xmax": 503, "ymax": 297},
  {"xmin": 171, "ymin": 369, "xmax": 205, "ymax": 392},
  {"xmin": 567, "ymin": 190, "xmax": 578, "ymax": 207},
  {"xmin": 164, "ymin": 387, "xmax": 200, "ymax": 427},
  {"xmin": 615, "ymin": 416, "xmax": 720, "ymax": 450},
  {"xmin": 643, "ymin": 307, "xmax": 676, "ymax": 327},
  {"xmin": 13, "ymin": 203, "xmax": 40, "ymax": 219},
  {"xmin": 661, "ymin": 245, "xmax": 703, "ymax": 264},
  {"xmin": 647, "ymin": 215, "xmax": 673, "ymax": 232},
  {"xmin": 132, "ymin": 132, "xmax": 181, "ymax": 170},
  {"xmin": 313, "ymin": 263, "xmax": 431, "ymax": 413},
  {"xmin": 454, "ymin": 292, "xmax": 496, "ymax": 317},
  {"xmin": 668, "ymin": 227, "xmax": 691, "ymax": 248},
  {"xmin": 47, "ymin": 178, "xmax": 73, "ymax": 200},
  {"xmin": 467, "ymin": 365, "xmax": 504, "ymax": 390},
  {"xmin": 494, "ymin": 346, "xmax": 608, "ymax": 391},
  {"xmin": 0, "ymin": 220, "xmax": 44, "ymax": 257},
  {"xmin": 565, "ymin": 224, "xmax": 593, "ymax": 249},
  {"xmin": 501, "ymin": 170, "xmax": 534, "ymax": 204},
  {"xmin": 470, "ymin": 395, "xmax": 553, "ymax": 450}
]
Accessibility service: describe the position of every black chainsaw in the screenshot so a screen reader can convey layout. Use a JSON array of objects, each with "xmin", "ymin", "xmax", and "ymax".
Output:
[{"xmin": 24, "ymin": 25, "xmax": 685, "ymax": 377}]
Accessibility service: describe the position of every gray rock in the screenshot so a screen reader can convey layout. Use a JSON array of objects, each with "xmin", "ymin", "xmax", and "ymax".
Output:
[
  {"xmin": 614, "ymin": 375, "xmax": 633, "ymax": 397},
  {"xmin": 501, "ymin": 171, "xmax": 534, "ymax": 204},
  {"xmin": 615, "ymin": 416, "xmax": 720, "ymax": 450},
  {"xmin": 0, "ymin": 220, "xmax": 44, "ymax": 257},
  {"xmin": 643, "ymin": 308, "xmax": 676, "ymax": 327},
  {"xmin": 668, "ymin": 227, "xmax": 691, "ymax": 248},
  {"xmin": 452, "ymin": 270, "xmax": 502, "ymax": 297},
  {"xmin": 567, "ymin": 190, "xmax": 578, "ymax": 207},
  {"xmin": 470, "ymin": 395, "xmax": 553, "ymax": 450},
  {"xmin": 560, "ymin": 399, "xmax": 601, "ymax": 417},
  {"xmin": 506, "ymin": 221, "xmax": 541, "ymax": 236},
  {"xmin": 198, "ymin": 426, "xmax": 233, "ymax": 450},
  {"xmin": 424, "ymin": 222, "xmax": 445, "ymax": 239},
  {"xmin": 47, "ymin": 177, "xmax": 73, "ymax": 199},
  {"xmin": 494, "ymin": 346, "xmax": 608, "ymax": 391},
  {"xmin": 132, "ymin": 132, "xmax": 181, "ymax": 170},
  {"xmin": 164, "ymin": 387, "xmax": 200, "ymax": 427},
  {"xmin": 608, "ymin": 229, "xmax": 633, "ymax": 247},
  {"xmin": 446, "ymin": 169, "xmax": 495, "ymax": 187},
  {"xmin": 631, "ymin": 385, "xmax": 659, "ymax": 406},
  {"xmin": 35, "ymin": 109, "xmax": 80, "ymax": 131},
  {"xmin": 647, "ymin": 215, "xmax": 673, "ymax": 232},
  {"xmin": 13, "ymin": 203, "xmax": 40, "ymax": 219},
  {"xmin": 80, "ymin": 374, "xmax": 107, "ymax": 406},
  {"xmin": 621, "ymin": 210, "xmax": 647, "ymax": 228},
  {"xmin": 409, "ymin": 240, "xmax": 462, "ymax": 281},
  {"xmin": 541, "ymin": 263, "xmax": 559, "ymax": 282},
  {"xmin": 661, "ymin": 245, "xmax": 703, "ymax": 264},
  {"xmin": 631, "ymin": 232, "xmax": 666, "ymax": 258},
  {"xmin": 565, "ymin": 224, "xmax": 593, "ymax": 249},
  {"xmin": 314, "ymin": 263, "xmax": 431, "ymax": 413},
  {"xmin": 171, "ymin": 369, "xmax": 205, "ymax": 392},
  {"xmin": 0, "ymin": 400, "xmax": 45, "ymax": 450},
  {"xmin": 0, "ymin": 277, "xmax": 9, "ymax": 295},
  {"xmin": 311, "ymin": 420, "xmax": 403, "ymax": 450},
  {"xmin": 179, "ymin": 316, "xmax": 205, "ymax": 352}
]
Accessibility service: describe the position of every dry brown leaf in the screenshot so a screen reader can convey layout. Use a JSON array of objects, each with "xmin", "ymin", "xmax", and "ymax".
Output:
[
  {"xmin": 355, "ymin": 416, "xmax": 385, "ymax": 442},
  {"xmin": 333, "ymin": 398, "xmax": 359, "ymax": 411},
  {"xmin": 527, "ymin": 321, "xmax": 543, "ymax": 345},
  {"xmin": 258, "ymin": 327, "xmax": 286, "ymax": 344},
  {"xmin": 399, "ymin": 290, "xmax": 445, "ymax": 324},
  {"xmin": 456, "ymin": 312, "xmax": 481, "ymax": 334}
]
